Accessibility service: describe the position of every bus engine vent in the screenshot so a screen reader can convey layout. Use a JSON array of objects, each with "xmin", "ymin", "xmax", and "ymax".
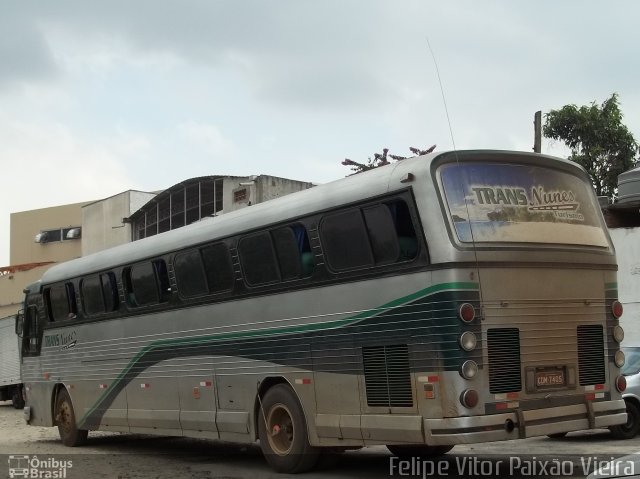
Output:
[
  {"xmin": 487, "ymin": 328, "xmax": 522, "ymax": 394},
  {"xmin": 362, "ymin": 344, "xmax": 413, "ymax": 408},
  {"xmin": 577, "ymin": 325, "xmax": 606, "ymax": 385}
]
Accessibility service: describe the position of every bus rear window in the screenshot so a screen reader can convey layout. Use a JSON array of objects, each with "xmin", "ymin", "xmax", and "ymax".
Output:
[{"xmin": 439, "ymin": 162, "xmax": 609, "ymax": 247}]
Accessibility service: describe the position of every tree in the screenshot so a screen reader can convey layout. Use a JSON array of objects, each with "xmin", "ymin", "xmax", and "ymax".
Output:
[
  {"xmin": 342, "ymin": 145, "xmax": 436, "ymax": 175},
  {"xmin": 543, "ymin": 93, "xmax": 638, "ymax": 199}
]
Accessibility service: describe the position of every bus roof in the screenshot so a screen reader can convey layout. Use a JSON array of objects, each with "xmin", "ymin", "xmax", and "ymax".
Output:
[{"xmin": 39, "ymin": 150, "xmax": 586, "ymax": 285}]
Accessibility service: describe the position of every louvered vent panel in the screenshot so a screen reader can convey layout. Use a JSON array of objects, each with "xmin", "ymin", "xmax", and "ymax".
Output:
[
  {"xmin": 577, "ymin": 325, "xmax": 606, "ymax": 386},
  {"xmin": 363, "ymin": 344, "xmax": 413, "ymax": 407},
  {"xmin": 487, "ymin": 328, "xmax": 522, "ymax": 394}
]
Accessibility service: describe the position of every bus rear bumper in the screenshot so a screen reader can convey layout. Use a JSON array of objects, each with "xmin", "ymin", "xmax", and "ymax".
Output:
[{"xmin": 423, "ymin": 400, "xmax": 627, "ymax": 445}]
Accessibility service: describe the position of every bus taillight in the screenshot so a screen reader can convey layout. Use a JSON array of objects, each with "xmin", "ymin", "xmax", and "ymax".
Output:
[
  {"xmin": 460, "ymin": 389, "xmax": 479, "ymax": 408},
  {"xmin": 616, "ymin": 375, "xmax": 627, "ymax": 393},
  {"xmin": 612, "ymin": 301, "xmax": 623, "ymax": 319},
  {"xmin": 459, "ymin": 303, "xmax": 476, "ymax": 322},
  {"xmin": 615, "ymin": 350, "xmax": 626, "ymax": 368},
  {"xmin": 613, "ymin": 325, "xmax": 625, "ymax": 343},
  {"xmin": 460, "ymin": 360, "xmax": 478, "ymax": 379}
]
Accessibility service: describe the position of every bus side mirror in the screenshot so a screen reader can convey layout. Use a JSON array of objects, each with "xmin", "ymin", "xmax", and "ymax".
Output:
[{"xmin": 15, "ymin": 311, "xmax": 24, "ymax": 338}]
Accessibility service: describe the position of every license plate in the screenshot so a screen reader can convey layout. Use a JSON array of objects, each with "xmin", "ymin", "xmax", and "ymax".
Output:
[{"xmin": 535, "ymin": 369, "xmax": 566, "ymax": 388}]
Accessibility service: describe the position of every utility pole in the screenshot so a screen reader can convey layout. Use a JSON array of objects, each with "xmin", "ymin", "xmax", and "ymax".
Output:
[{"xmin": 533, "ymin": 110, "xmax": 542, "ymax": 153}]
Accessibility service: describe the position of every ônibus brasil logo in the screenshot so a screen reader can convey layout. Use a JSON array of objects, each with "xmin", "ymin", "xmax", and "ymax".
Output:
[{"xmin": 8, "ymin": 455, "xmax": 73, "ymax": 478}]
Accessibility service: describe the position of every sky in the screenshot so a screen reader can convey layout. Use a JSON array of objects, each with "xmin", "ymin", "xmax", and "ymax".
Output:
[{"xmin": 1, "ymin": 1, "xmax": 639, "ymax": 266}]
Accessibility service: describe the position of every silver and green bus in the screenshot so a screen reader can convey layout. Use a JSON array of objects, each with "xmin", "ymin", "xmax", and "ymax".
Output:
[{"xmin": 16, "ymin": 150, "xmax": 628, "ymax": 473}]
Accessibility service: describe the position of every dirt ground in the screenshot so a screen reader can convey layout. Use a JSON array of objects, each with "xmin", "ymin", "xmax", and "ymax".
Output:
[{"xmin": 2, "ymin": 401, "xmax": 640, "ymax": 479}]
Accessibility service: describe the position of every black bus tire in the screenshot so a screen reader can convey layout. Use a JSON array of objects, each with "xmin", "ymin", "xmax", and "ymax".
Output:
[
  {"xmin": 258, "ymin": 384, "xmax": 320, "ymax": 473},
  {"xmin": 610, "ymin": 400, "xmax": 640, "ymax": 440},
  {"xmin": 55, "ymin": 389, "xmax": 88, "ymax": 447}
]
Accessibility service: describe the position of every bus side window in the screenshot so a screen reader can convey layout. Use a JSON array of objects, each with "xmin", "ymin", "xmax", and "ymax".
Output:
[
  {"xmin": 320, "ymin": 208, "xmax": 375, "ymax": 271},
  {"xmin": 153, "ymin": 259, "xmax": 172, "ymax": 302},
  {"xmin": 385, "ymin": 199, "xmax": 418, "ymax": 261},
  {"xmin": 291, "ymin": 224, "xmax": 315, "ymax": 277},
  {"xmin": 239, "ymin": 232, "xmax": 280, "ymax": 285},
  {"xmin": 362, "ymin": 204, "xmax": 401, "ymax": 265},
  {"xmin": 201, "ymin": 243, "xmax": 234, "ymax": 293},
  {"xmin": 46, "ymin": 283, "xmax": 77, "ymax": 321},
  {"xmin": 175, "ymin": 249, "xmax": 209, "ymax": 298},
  {"xmin": 82, "ymin": 275, "xmax": 105, "ymax": 316},
  {"xmin": 126, "ymin": 262, "xmax": 160, "ymax": 307},
  {"xmin": 101, "ymin": 272, "xmax": 119, "ymax": 312},
  {"xmin": 271, "ymin": 226, "xmax": 303, "ymax": 281}
]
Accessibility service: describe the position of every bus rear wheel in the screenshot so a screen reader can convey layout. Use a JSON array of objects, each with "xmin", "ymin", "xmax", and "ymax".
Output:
[
  {"xmin": 387, "ymin": 444, "xmax": 454, "ymax": 458},
  {"xmin": 610, "ymin": 400, "xmax": 640, "ymax": 440},
  {"xmin": 55, "ymin": 389, "xmax": 88, "ymax": 447},
  {"xmin": 258, "ymin": 384, "xmax": 320, "ymax": 473}
]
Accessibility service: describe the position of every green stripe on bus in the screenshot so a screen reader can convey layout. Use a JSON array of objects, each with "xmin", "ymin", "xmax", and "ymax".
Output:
[
  {"xmin": 78, "ymin": 281, "xmax": 478, "ymax": 425},
  {"xmin": 604, "ymin": 282, "xmax": 618, "ymax": 290}
]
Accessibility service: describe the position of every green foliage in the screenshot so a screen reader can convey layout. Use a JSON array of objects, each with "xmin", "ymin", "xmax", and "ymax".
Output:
[{"xmin": 543, "ymin": 93, "xmax": 638, "ymax": 199}]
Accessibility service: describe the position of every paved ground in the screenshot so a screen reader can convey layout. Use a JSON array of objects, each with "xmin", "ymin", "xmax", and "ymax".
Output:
[{"xmin": 1, "ymin": 401, "xmax": 639, "ymax": 478}]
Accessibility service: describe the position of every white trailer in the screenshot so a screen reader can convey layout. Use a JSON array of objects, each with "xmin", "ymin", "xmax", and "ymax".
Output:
[{"xmin": 0, "ymin": 315, "xmax": 23, "ymax": 409}]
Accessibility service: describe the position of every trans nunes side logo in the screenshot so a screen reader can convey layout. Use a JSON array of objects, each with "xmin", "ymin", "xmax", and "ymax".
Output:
[
  {"xmin": 44, "ymin": 331, "xmax": 77, "ymax": 351},
  {"xmin": 471, "ymin": 185, "xmax": 584, "ymax": 220}
]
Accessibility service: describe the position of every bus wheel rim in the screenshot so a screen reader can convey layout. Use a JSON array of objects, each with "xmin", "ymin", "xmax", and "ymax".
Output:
[
  {"xmin": 59, "ymin": 402, "xmax": 72, "ymax": 430},
  {"xmin": 267, "ymin": 403, "xmax": 294, "ymax": 455}
]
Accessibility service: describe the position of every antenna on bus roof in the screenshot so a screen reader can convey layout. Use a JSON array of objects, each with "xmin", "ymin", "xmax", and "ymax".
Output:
[
  {"xmin": 426, "ymin": 36, "xmax": 483, "ymax": 302},
  {"xmin": 426, "ymin": 37, "xmax": 456, "ymax": 151}
]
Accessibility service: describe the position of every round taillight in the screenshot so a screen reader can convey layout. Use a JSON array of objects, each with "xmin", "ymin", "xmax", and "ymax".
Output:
[
  {"xmin": 460, "ymin": 389, "xmax": 479, "ymax": 408},
  {"xmin": 459, "ymin": 332, "xmax": 477, "ymax": 351},
  {"xmin": 613, "ymin": 325, "xmax": 625, "ymax": 343},
  {"xmin": 459, "ymin": 303, "xmax": 476, "ymax": 323},
  {"xmin": 616, "ymin": 375, "xmax": 627, "ymax": 393},
  {"xmin": 612, "ymin": 301, "xmax": 624, "ymax": 319},
  {"xmin": 460, "ymin": 360, "xmax": 478, "ymax": 379},
  {"xmin": 615, "ymin": 350, "xmax": 626, "ymax": 368}
]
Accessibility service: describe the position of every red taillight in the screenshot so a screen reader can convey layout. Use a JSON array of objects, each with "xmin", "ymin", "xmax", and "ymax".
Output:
[
  {"xmin": 460, "ymin": 389, "xmax": 479, "ymax": 408},
  {"xmin": 459, "ymin": 303, "xmax": 476, "ymax": 323},
  {"xmin": 616, "ymin": 375, "xmax": 627, "ymax": 392},
  {"xmin": 612, "ymin": 301, "xmax": 624, "ymax": 319}
]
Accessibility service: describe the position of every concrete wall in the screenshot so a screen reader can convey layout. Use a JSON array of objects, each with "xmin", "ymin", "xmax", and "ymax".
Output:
[
  {"xmin": 10, "ymin": 202, "xmax": 86, "ymax": 265},
  {"xmin": 609, "ymin": 227, "xmax": 640, "ymax": 344},
  {"xmin": 82, "ymin": 190, "xmax": 156, "ymax": 256},
  {"xmin": 226, "ymin": 175, "xmax": 314, "ymax": 213},
  {"xmin": 0, "ymin": 265, "xmax": 50, "ymax": 319}
]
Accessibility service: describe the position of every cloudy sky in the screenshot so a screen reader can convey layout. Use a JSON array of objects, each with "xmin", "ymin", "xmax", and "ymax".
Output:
[{"xmin": 1, "ymin": 1, "xmax": 639, "ymax": 266}]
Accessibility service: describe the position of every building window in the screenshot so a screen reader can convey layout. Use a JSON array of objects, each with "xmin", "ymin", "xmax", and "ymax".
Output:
[
  {"xmin": 234, "ymin": 188, "xmax": 248, "ymax": 203},
  {"xmin": 35, "ymin": 227, "xmax": 82, "ymax": 244},
  {"xmin": 132, "ymin": 178, "xmax": 224, "ymax": 240}
]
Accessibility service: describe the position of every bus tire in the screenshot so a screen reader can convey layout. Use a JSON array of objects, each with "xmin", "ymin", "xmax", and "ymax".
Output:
[
  {"xmin": 610, "ymin": 400, "xmax": 640, "ymax": 440},
  {"xmin": 257, "ymin": 384, "xmax": 320, "ymax": 473},
  {"xmin": 12, "ymin": 388, "xmax": 25, "ymax": 410},
  {"xmin": 55, "ymin": 389, "xmax": 88, "ymax": 447},
  {"xmin": 386, "ymin": 444, "xmax": 454, "ymax": 458}
]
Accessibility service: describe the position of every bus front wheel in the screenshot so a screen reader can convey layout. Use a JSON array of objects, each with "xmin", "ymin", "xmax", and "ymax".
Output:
[
  {"xmin": 258, "ymin": 384, "xmax": 320, "ymax": 473},
  {"xmin": 387, "ymin": 444, "xmax": 454, "ymax": 458},
  {"xmin": 55, "ymin": 389, "xmax": 88, "ymax": 447}
]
